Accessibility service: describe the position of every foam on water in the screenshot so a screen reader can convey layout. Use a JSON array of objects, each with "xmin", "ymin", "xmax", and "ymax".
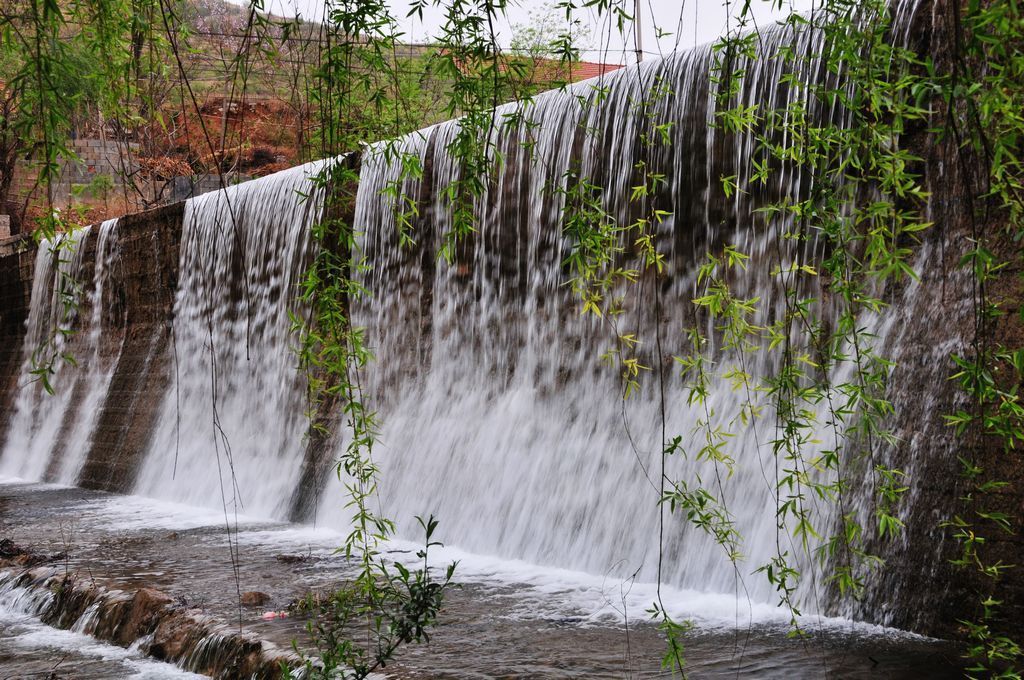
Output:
[
  {"xmin": 4, "ymin": 623, "xmax": 207, "ymax": 679},
  {"xmin": 232, "ymin": 522, "xmax": 929, "ymax": 638},
  {"xmin": 72, "ymin": 493, "xmax": 269, "ymax": 532}
]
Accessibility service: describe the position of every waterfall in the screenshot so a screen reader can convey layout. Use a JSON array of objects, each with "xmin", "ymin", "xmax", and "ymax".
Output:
[
  {"xmin": 132, "ymin": 162, "xmax": 328, "ymax": 518},
  {"xmin": 0, "ymin": 221, "xmax": 121, "ymax": 485},
  {"xmin": 347, "ymin": 12, "xmax": 922, "ymax": 611},
  {"xmin": 0, "ymin": 2, "xmax": 940, "ymax": 625},
  {"xmin": 51, "ymin": 219, "xmax": 124, "ymax": 483}
]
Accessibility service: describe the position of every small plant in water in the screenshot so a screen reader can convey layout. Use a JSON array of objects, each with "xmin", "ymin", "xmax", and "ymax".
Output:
[{"xmin": 288, "ymin": 516, "xmax": 455, "ymax": 679}]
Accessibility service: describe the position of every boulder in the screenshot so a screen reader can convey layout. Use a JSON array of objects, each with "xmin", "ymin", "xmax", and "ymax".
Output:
[
  {"xmin": 151, "ymin": 609, "xmax": 204, "ymax": 662},
  {"xmin": 240, "ymin": 591, "xmax": 271, "ymax": 607},
  {"xmin": 116, "ymin": 587, "xmax": 174, "ymax": 645}
]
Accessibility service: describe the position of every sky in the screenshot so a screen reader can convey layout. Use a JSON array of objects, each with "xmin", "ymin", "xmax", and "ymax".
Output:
[{"xmin": 240, "ymin": 0, "xmax": 817, "ymax": 64}]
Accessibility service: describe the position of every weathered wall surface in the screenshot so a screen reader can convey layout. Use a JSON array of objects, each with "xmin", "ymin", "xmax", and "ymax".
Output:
[
  {"xmin": 0, "ymin": 205, "xmax": 182, "ymax": 493},
  {"xmin": 858, "ymin": 0, "xmax": 1024, "ymax": 642},
  {"xmin": 0, "ymin": 235, "xmax": 37, "ymax": 447},
  {"xmin": 77, "ymin": 203, "xmax": 183, "ymax": 492}
]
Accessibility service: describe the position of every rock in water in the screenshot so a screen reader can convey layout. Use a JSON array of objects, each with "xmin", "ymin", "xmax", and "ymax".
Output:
[{"xmin": 240, "ymin": 591, "xmax": 271, "ymax": 607}]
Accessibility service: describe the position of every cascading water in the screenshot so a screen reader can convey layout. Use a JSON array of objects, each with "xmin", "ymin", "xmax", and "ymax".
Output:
[
  {"xmin": 50, "ymin": 219, "xmax": 124, "ymax": 483},
  {"xmin": 0, "ymin": 220, "xmax": 121, "ymax": 485},
  {"xmin": 0, "ymin": 1, "xmax": 941, "ymax": 628},
  {"xmin": 1, "ymin": 227, "xmax": 90, "ymax": 482},
  {"xmin": 349, "ymin": 12, "xmax": 926, "ymax": 613},
  {"xmin": 132, "ymin": 162, "xmax": 328, "ymax": 518}
]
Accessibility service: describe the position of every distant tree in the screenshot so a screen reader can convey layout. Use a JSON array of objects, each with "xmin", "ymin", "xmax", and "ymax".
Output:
[
  {"xmin": 507, "ymin": 7, "xmax": 593, "ymax": 94},
  {"xmin": 0, "ymin": 29, "xmax": 101, "ymax": 223},
  {"xmin": 0, "ymin": 83, "xmax": 19, "ymax": 220},
  {"xmin": 509, "ymin": 7, "xmax": 591, "ymax": 59}
]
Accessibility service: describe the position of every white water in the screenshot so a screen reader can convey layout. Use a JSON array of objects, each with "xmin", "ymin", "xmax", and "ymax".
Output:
[
  {"xmin": 52, "ymin": 219, "xmax": 124, "ymax": 483},
  {"xmin": 2, "ymin": 479, "xmax": 931, "ymax": 637},
  {"xmin": 345, "ymin": 21, "xmax": 879, "ymax": 611},
  {"xmin": 0, "ymin": 571, "xmax": 205, "ymax": 679},
  {"xmin": 0, "ymin": 222, "xmax": 121, "ymax": 485},
  {"xmin": 132, "ymin": 161, "xmax": 329, "ymax": 518}
]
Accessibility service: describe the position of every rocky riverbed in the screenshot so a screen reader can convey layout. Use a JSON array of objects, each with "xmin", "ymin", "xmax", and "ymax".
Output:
[{"xmin": 0, "ymin": 480, "xmax": 964, "ymax": 678}]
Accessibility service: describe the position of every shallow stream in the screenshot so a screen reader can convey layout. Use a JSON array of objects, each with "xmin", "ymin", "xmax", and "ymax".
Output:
[{"xmin": 0, "ymin": 479, "xmax": 961, "ymax": 679}]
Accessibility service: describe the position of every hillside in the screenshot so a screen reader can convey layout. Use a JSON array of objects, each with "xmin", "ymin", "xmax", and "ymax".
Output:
[{"xmin": 2, "ymin": 0, "xmax": 621, "ymax": 228}]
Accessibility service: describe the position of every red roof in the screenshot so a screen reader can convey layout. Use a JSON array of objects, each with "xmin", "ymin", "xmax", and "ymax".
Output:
[
  {"xmin": 441, "ymin": 51, "xmax": 623, "ymax": 87},
  {"xmin": 566, "ymin": 61, "xmax": 624, "ymax": 81},
  {"xmin": 525, "ymin": 58, "xmax": 623, "ymax": 85}
]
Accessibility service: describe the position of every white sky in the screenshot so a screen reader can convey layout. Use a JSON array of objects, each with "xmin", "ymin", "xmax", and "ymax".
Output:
[{"xmin": 242, "ymin": 0, "xmax": 816, "ymax": 64}]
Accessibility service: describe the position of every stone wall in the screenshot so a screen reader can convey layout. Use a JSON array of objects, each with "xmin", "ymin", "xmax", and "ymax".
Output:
[
  {"xmin": 162, "ymin": 173, "xmax": 253, "ymax": 204},
  {"xmin": 852, "ymin": 0, "xmax": 1024, "ymax": 643},
  {"xmin": 9, "ymin": 138, "xmax": 140, "ymax": 211},
  {"xmin": 77, "ymin": 203, "xmax": 183, "ymax": 492},
  {"xmin": 0, "ymin": 234, "xmax": 37, "ymax": 447},
  {"xmin": 0, "ymin": 206, "xmax": 183, "ymax": 493}
]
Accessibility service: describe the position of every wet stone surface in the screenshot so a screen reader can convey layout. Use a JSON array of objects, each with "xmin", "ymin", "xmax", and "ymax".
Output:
[{"xmin": 0, "ymin": 481, "xmax": 963, "ymax": 679}]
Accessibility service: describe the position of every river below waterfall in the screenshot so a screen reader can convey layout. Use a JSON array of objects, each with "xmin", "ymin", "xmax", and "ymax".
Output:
[{"xmin": 0, "ymin": 478, "xmax": 961, "ymax": 678}]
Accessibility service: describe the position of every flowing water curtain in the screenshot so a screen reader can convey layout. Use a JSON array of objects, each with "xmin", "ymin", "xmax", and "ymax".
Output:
[
  {"xmin": 0, "ymin": 0, "xmax": 937, "ymax": 631},
  {"xmin": 0, "ymin": 220, "xmax": 126, "ymax": 486},
  {"xmin": 347, "ymin": 0, "xmax": 948, "ymax": 646},
  {"xmin": 133, "ymin": 162, "xmax": 326, "ymax": 518},
  {"xmin": 0, "ymin": 227, "xmax": 91, "ymax": 482},
  {"xmin": 355, "ymin": 20, "xmax": 832, "ymax": 605},
  {"xmin": 690, "ymin": 0, "xmax": 938, "ymax": 624},
  {"xmin": 49, "ymin": 219, "xmax": 125, "ymax": 484}
]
